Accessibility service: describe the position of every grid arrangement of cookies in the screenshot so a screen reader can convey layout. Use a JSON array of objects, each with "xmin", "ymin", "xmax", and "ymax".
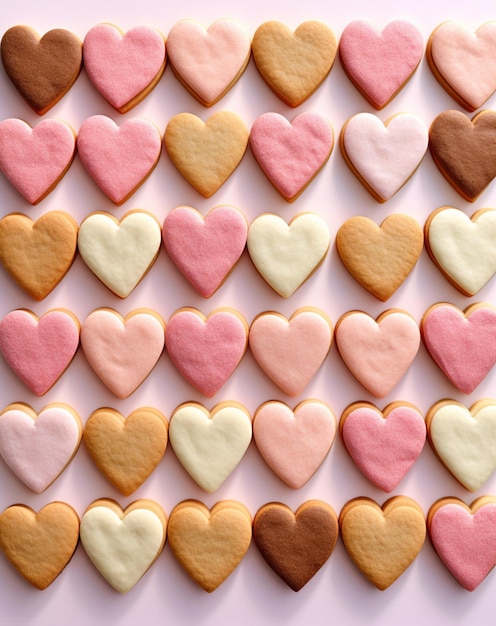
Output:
[{"xmin": 0, "ymin": 18, "xmax": 495, "ymax": 597}]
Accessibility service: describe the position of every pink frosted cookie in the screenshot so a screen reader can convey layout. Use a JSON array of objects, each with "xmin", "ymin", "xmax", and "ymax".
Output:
[
  {"xmin": 77, "ymin": 115, "xmax": 162, "ymax": 205},
  {"xmin": 421, "ymin": 302, "xmax": 496, "ymax": 394},
  {"xmin": 249, "ymin": 308, "xmax": 332, "ymax": 397},
  {"xmin": 165, "ymin": 307, "xmax": 248, "ymax": 397},
  {"xmin": 334, "ymin": 309, "xmax": 420, "ymax": 398},
  {"xmin": 427, "ymin": 21, "xmax": 496, "ymax": 112},
  {"xmin": 253, "ymin": 399, "xmax": 336, "ymax": 488},
  {"xmin": 0, "ymin": 118, "xmax": 76, "ymax": 204},
  {"xmin": 249, "ymin": 111, "xmax": 334, "ymax": 202},
  {"xmin": 83, "ymin": 23, "xmax": 166, "ymax": 113},
  {"xmin": 0, "ymin": 308, "xmax": 79, "ymax": 396},
  {"xmin": 428, "ymin": 496, "xmax": 496, "ymax": 591},
  {"xmin": 340, "ymin": 401, "xmax": 426, "ymax": 492},
  {"xmin": 0, "ymin": 402, "xmax": 82, "ymax": 493},
  {"xmin": 339, "ymin": 20, "xmax": 423, "ymax": 109},
  {"xmin": 162, "ymin": 205, "xmax": 247, "ymax": 297},
  {"xmin": 80, "ymin": 308, "xmax": 165, "ymax": 398},
  {"xmin": 167, "ymin": 18, "xmax": 251, "ymax": 107},
  {"xmin": 340, "ymin": 112, "xmax": 428, "ymax": 202}
]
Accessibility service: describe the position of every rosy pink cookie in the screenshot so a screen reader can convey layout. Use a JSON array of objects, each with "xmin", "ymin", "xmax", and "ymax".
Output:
[
  {"xmin": 340, "ymin": 401, "xmax": 426, "ymax": 492},
  {"xmin": 0, "ymin": 118, "xmax": 76, "ymax": 204},
  {"xmin": 428, "ymin": 496, "xmax": 496, "ymax": 591},
  {"xmin": 249, "ymin": 112, "xmax": 334, "ymax": 202},
  {"xmin": 166, "ymin": 18, "xmax": 251, "ymax": 107},
  {"xmin": 0, "ymin": 402, "xmax": 82, "ymax": 493},
  {"xmin": 427, "ymin": 21, "xmax": 496, "ymax": 112},
  {"xmin": 339, "ymin": 20, "xmax": 423, "ymax": 109},
  {"xmin": 165, "ymin": 307, "xmax": 248, "ymax": 397},
  {"xmin": 80, "ymin": 308, "xmax": 165, "ymax": 398},
  {"xmin": 162, "ymin": 205, "xmax": 247, "ymax": 297},
  {"xmin": 249, "ymin": 308, "xmax": 332, "ymax": 397},
  {"xmin": 335, "ymin": 309, "xmax": 420, "ymax": 398},
  {"xmin": 77, "ymin": 115, "xmax": 162, "ymax": 205},
  {"xmin": 340, "ymin": 112, "xmax": 428, "ymax": 202},
  {"xmin": 83, "ymin": 23, "xmax": 166, "ymax": 113},
  {"xmin": 253, "ymin": 399, "xmax": 336, "ymax": 488},
  {"xmin": 0, "ymin": 308, "xmax": 79, "ymax": 396},
  {"xmin": 421, "ymin": 302, "xmax": 496, "ymax": 394}
]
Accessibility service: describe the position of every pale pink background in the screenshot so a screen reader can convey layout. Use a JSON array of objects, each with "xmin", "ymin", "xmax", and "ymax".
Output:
[{"xmin": 0, "ymin": 0, "xmax": 495, "ymax": 624}]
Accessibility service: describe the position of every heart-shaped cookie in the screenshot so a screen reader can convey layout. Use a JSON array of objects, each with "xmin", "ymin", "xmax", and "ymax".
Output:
[
  {"xmin": 340, "ymin": 112, "xmax": 428, "ymax": 202},
  {"xmin": 0, "ymin": 118, "xmax": 76, "ymax": 204},
  {"xmin": 421, "ymin": 302, "xmax": 496, "ymax": 394},
  {"xmin": 83, "ymin": 407, "xmax": 168, "ymax": 495},
  {"xmin": 162, "ymin": 205, "xmax": 247, "ymax": 297},
  {"xmin": 169, "ymin": 401, "xmax": 252, "ymax": 492},
  {"xmin": 249, "ymin": 308, "xmax": 332, "ymax": 397},
  {"xmin": 336, "ymin": 214, "xmax": 423, "ymax": 301},
  {"xmin": 253, "ymin": 400, "xmax": 336, "ymax": 488},
  {"xmin": 167, "ymin": 499, "xmax": 252, "ymax": 592},
  {"xmin": 429, "ymin": 109, "xmax": 496, "ymax": 202},
  {"xmin": 165, "ymin": 307, "xmax": 248, "ymax": 397},
  {"xmin": 83, "ymin": 23, "xmax": 166, "ymax": 113},
  {"xmin": 1, "ymin": 26, "xmax": 82, "ymax": 114},
  {"xmin": 78, "ymin": 210, "xmax": 162, "ymax": 298},
  {"xmin": 428, "ymin": 496, "xmax": 496, "ymax": 591},
  {"xmin": 427, "ymin": 399, "xmax": 496, "ymax": 491},
  {"xmin": 340, "ymin": 496, "xmax": 426, "ymax": 590},
  {"xmin": 247, "ymin": 212, "xmax": 330, "ymax": 297},
  {"xmin": 0, "ymin": 308, "xmax": 80, "ymax": 396},
  {"xmin": 339, "ymin": 20, "xmax": 423, "ymax": 109},
  {"xmin": 0, "ymin": 402, "xmax": 81, "ymax": 493},
  {"xmin": 335, "ymin": 309, "xmax": 420, "ymax": 398},
  {"xmin": 80, "ymin": 308, "xmax": 165, "ymax": 398},
  {"xmin": 164, "ymin": 111, "xmax": 249, "ymax": 198},
  {"xmin": 253, "ymin": 500, "xmax": 338, "ymax": 591},
  {"xmin": 77, "ymin": 115, "xmax": 162, "ymax": 204},
  {"xmin": 0, "ymin": 502, "xmax": 79, "ymax": 589},
  {"xmin": 249, "ymin": 112, "xmax": 334, "ymax": 202},
  {"xmin": 427, "ymin": 21, "xmax": 496, "ymax": 112},
  {"xmin": 425, "ymin": 207, "xmax": 496, "ymax": 295},
  {"xmin": 252, "ymin": 20, "xmax": 337, "ymax": 106},
  {"xmin": 167, "ymin": 18, "xmax": 251, "ymax": 106},
  {"xmin": 340, "ymin": 401, "xmax": 426, "ymax": 492},
  {"xmin": 0, "ymin": 211, "xmax": 78, "ymax": 300},
  {"xmin": 80, "ymin": 499, "xmax": 167, "ymax": 593}
]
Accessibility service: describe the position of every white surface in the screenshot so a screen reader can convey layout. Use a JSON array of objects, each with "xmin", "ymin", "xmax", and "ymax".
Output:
[{"xmin": 0, "ymin": 0, "xmax": 496, "ymax": 624}]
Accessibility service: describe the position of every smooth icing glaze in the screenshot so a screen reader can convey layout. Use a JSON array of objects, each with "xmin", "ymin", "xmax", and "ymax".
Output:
[
  {"xmin": 249, "ymin": 112, "xmax": 334, "ymax": 201},
  {"xmin": 78, "ymin": 210, "xmax": 161, "ymax": 298},
  {"xmin": 247, "ymin": 213, "xmax": 330, "ymax": 298},
  {"xmin": 0, "ymin": 118, "xmax": 75, "ymax": 204},
  {"xmin": 162, "ymin": 205, "xmax": 247, "ymax": 297}
]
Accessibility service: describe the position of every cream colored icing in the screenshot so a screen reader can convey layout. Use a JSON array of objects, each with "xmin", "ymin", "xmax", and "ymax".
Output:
[{"xmin": 247, "ymin": 213, "xmax": 330, "ymax": 297}]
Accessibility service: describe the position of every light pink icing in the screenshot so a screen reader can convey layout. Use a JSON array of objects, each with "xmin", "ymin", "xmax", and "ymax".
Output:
[
  {"xmin": 165, "ymin": 309, "xmax": 247, "ymax": 397},
  {"xmin": 430, "ymin": 502, "xmax": 496, "ymax": 590},
  {"xmin": 249, "ymin": 310, "xmax": 332, "ymax": 396},
  {"xmin": 83, "ymin": 24, "xmax": 166, "ymax": 110},
  {"xmin": 339, "ymin": 20, "xmax": 423, "ymax": 108},
  {"xmin": 249, "ymin": 112, "xmax": 333, "ymax": 200},
  {"xmin": 166, "ymin": 19, "xmax": 250, "ymax": 105},
  {"xmin": 0, "ymin": 118, "xmax": 75, "ymax": 204},
  {"xmin": 341, "ymin": 405, "xmax": 426, "ymax": 492},
  {"xmin": 80, "ymin": 309, "xmax": 165, "ymax": 398},
  {"xmin": 253, "ymin": 400, "xmax": 336, "ymax": 488},
  {"xmin": 0, "ymin": 406, "xmax": 80, "ymax": 493},
  {"xmin": 0, "ymin": 310, "xmax": 79, "ymax": 395},
  {"xmin": 77, "ymin": 115, "xmax": 161, "ymax": 204},
  {"xmin": 422, "ymin": 305, "xmax": 496, "ymax": 393},
  {"xmin": 335, "ymin": 311, "xmax": 420, "ymax": 397},
  {"xmin": 162, "ymin": 205, "xmax": 247, "ymax": 297}
]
